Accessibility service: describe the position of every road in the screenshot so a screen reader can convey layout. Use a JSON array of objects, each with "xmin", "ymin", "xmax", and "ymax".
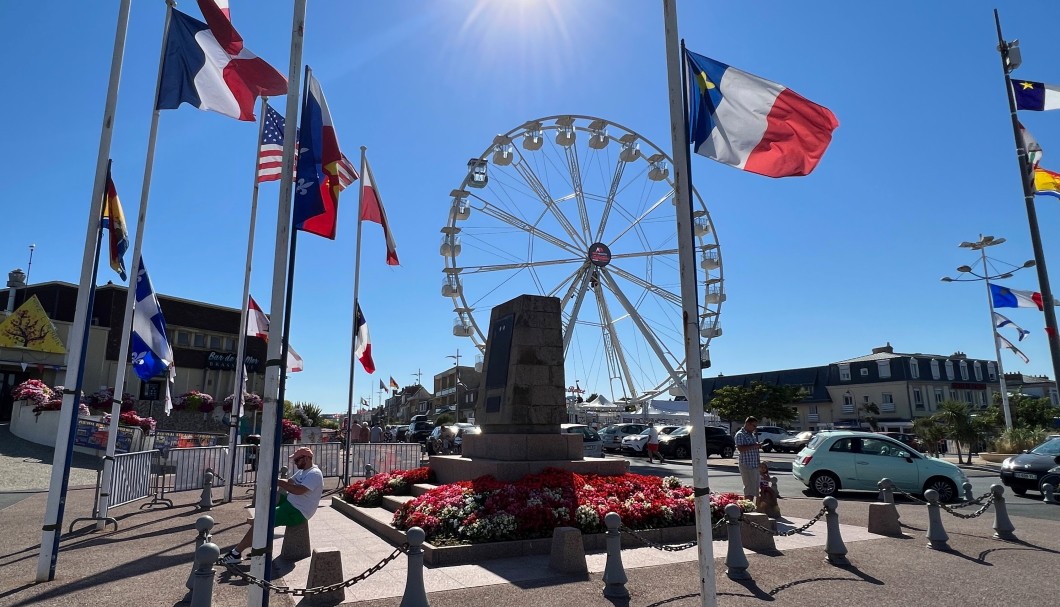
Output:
[{"xmin": 607, "ymin": 449, "xmax": 1059, "ymax": 522}]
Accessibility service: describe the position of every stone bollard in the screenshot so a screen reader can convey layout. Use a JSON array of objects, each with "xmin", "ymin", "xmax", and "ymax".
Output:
[
  {"xmin": 924, "ymin": 489, "xmax": 950, "ymax": 551},
  {"xmin": 186, "ymin": 516, "xmax": 215, "ymax": 591},
  {"xmin": 991, "ymin": 484, "xmax": 1016, "ymax": 540},
  {"xmin": 724, "ymin": 504, "xmax": 750, "ymax": 580},
  {"xmin": 306, "ymin": 547, "xmax": 345, "ymax": 606},
  {"xmin": 399, "ymin": 527, "xmax": 429, "ymax": 607},
  {"xmin": 549, "ymin": 527, "xmax": 587, "ymax": 574},
  {"xmin": 741, "ymin": 512, "xmax": 777, "ymax": 553},
  {"xmin": 198, "ymin": 470, "xmax": 215, "ymax": 510},
  {"xmin": 365, "ymin": 463, "xmax": 376, "ymax": 477},
  {"xmin": 1044, "ymin": 483, "xmax": 1058, "ymax": 504},
  {"xmin": 877, "ymin": 478, "xmax": 896, "ymax": 504},
  {"xmin": 867, "ymin": 502, "xmax": 901, "ymax": 536},
  {"xmin": 823, "ymin": 496, "xmax": 849, "ymax": 566},
  {"xmin": 602, "ymin": 512, "xmax": 629, "ymax": 599},
  {"xmin": 190, "ymin": 541, "xmax": 220, "ymax": 607},
  {"xmin": 963, "ymin": 481, "xmax": 974, "ymax": 503}
]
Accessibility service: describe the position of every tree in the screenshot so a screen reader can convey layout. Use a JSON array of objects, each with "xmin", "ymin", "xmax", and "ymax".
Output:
[
  {"xmin": 707, "ymin": 382, "xmax": 803, "ymax": 428},
  {"xmin": 913, "ymin": 416, "xmax": 947, "ymax": 458},
  {"xmin": 934, "ymin": 401, "xmax": 978, "ymax": 464},
  {"xmin": 860, "ymin": 402, "xmax": 881, "ymax": 431},
  {"xmin": 297, "ymin": 402, "xmax": 322, "ymax": 427}
]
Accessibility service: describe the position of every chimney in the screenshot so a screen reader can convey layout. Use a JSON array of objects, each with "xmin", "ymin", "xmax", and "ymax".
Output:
[
  {"xmin": 5, "ymin": 268, "xmax": 26, "ymax": 313},
  {"xmin": 871, "ymin": 342, "xmax": 894, "ymax": 355},
  {"xmin": 951, "ymin": 351, "xmax": 967, "ymax": 359}
]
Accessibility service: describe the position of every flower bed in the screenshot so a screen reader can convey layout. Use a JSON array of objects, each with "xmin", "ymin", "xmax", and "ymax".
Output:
[
  {"xmin": 364, "ymin": 467, "xmax": 753, "ymax": 545},
  {"xmin": 343, "ymin": 467, "xmax": 434, "ymax": 507}
]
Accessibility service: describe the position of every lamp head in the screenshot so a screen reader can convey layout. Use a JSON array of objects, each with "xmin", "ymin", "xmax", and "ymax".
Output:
[{"xmin": 956, "ymin": 265, "xmax": 973, "ymax": 273}]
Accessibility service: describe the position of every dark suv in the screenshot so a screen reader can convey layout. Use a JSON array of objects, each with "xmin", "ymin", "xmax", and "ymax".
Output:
[
  {"xmin": 658, "ymin": 425, "xmax": 735, "ymax": 459},
  {"xmin": 407, "ymin": 417, "xmax": 433, "ymax": 443}
]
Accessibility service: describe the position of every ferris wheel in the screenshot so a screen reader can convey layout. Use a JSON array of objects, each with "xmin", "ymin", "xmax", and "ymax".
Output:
[{"xmin": 441, "ymin": 115, "xmax": 724, "ymax": 406}]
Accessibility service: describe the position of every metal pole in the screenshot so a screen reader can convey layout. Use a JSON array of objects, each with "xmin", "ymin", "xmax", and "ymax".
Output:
[
  {"xmin": 38, "ymin": 0, "xmax": 132, "ymax": 578},
  {"xmin": 344, "ymin": 146, "xmax": 369, "ymax": 485},
  {"xmin": 248, "ymin": 2, "xmax": 307, "ymax": 604},
  {"xmin": 979, "ymin": 240, "xmax": 1014, "ymax": 429},
  {"xmin": 995, "ymin": 10, "xmax": 1060, "ymax": 399},
  {"xmin": 661, "ymin": 2, "xmax": 717, "ymax": 605}
]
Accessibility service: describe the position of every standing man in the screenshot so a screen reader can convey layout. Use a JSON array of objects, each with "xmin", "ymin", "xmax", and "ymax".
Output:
[
  {"xmin": 222, "ymin": 447, "xmax": 324, "ymax": 564},
  {"xmin": 370, "ymin": 421, "xmax": 384, "ymax": 443},
  {"xmin": 734, "ymin": 416, "xmax": 761, "ymax": 499},
  {"xmin": 646, "ymin": 421, "xmax": 665, "ymax": 464}
]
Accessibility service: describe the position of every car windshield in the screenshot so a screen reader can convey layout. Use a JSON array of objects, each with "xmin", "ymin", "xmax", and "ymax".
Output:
[
  {"xmin": 792, "ymin": 431, "xmax": 813, "ymax": 440},
  {"xmin": 668, "ymin": 427, "xmax": 691, "ymax": 437},
  {"xmin": 638, "ymin": 428, "xmax": 651, "ymax": 436},
  {"xmin": 1032, "ymin": 438, "xmax": 1060, "ymax": 456},
  {"xmin": 807, "ymin": 434, "xmax": 828, "ymax": 449}
]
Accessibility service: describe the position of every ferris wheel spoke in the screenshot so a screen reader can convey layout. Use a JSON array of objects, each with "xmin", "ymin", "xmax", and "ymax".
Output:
[
  {"xmin": 458, "ymin": 256, "xmax": 585, "ymax": 275},
  {"xmin": 605, "ymin": 189, "xmax": 674, "ymax": 249},
  {"xmin": 473, "ymin": 198, "xmax": 584, "ymax": 258},
  {"xmin": 562, "ymin": 268, "xmax": 595, "ymax": 354},
  {"xmin": 598, "ymin": 269, "xmax": 683, "ymax": 389},
  {"xmin": 606, "ymin": 264, "xmax": 683, "ymax": 307},
  {"xmin": 594, "ymin": 155, "xmax": 628, "ymax": 244},
  {"xmin": 546, "ymin": 264, "xmax": 586, "ymax": 300},
  {"xmin": 592, "ymin": 283, "xmax": 639, "ymax": 403},
  {"xmin": 562, "ymin": 144, "xmax": 594, "ymax": 246},
  {"xmin": 512, "ymin": 157, "xmax": 587, "ymax": 250}
]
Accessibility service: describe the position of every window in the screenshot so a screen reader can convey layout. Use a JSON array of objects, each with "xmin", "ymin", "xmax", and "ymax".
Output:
[
  {"xmin": 959, "ymin": 360, "xmax": 969, "ymax": 380},
  {"xmin": 913, "ymin": 388, "xmax": 924, "ymax": 410},
  {"xmin": 877, "ymin": 360, "xmax": 891, "ymax": 379},
  {"xmin": 176, "ymin": 330, "xmax": 190, "ymax": 347},
  {"xmin": 945, "ymin": 361, "xmax": 954, "ymax": 380},
  {"xmin": 209, "ymin": 335, "xmax": 222, "ymax": 349},
  {"xmin": 987, "ymin": 361, "xmax": 997, "ymax": 381},
  {"xmin": 931, "ymin": 359, "xmax": 941, "ymax": 380},
  {"xmin": 950, "ymin": 389, "xmax": 958, "ymax": 401},
  {"xmin": 829, "ymin": 439, "xmax": 853, "ymax": 452},
  {"xmin": 194, "ymin": 333, "xmax": 206, "ymax": 348},
  {"xmin": 225, "ymin": 337, "xmax": 236, "ymax": 352},
  {"xmin": 881, "ymin": 393, "xmax": 895, "ymax": 412},
  {"xmin": 842, "ymin": 393, "xmax": 855, "ymax": 413},
  {"xmin": 839, "ymin": 364, "xmax": 851, "ymax": 381},
  {"xmin": 974, "ymin": 361, "xmax": 982, "ymax": 381},
  {"xmin": 860, "ymin": 368, "xmax": 869, "ymax": 377},
  {"xmin": 964, "ymin": 390, "xmax": 973, "ymax": 404},
  {"xmin": 934, "ymin": 388, "xmax": 944, "ymax": 407},
  {"xmin": 910, "ymin": 358, "xmax": 920, "ymax": 379}
]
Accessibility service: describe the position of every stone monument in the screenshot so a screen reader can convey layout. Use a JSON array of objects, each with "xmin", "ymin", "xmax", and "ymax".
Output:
[{"xmin": 431, "ymin": 294, "xmax": 627, "ymax": 483}]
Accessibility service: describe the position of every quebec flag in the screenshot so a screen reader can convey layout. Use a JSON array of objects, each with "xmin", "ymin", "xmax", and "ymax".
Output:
[{"xmin": 130, "ymin": 259, "xmax": 175, "ymax": 382}]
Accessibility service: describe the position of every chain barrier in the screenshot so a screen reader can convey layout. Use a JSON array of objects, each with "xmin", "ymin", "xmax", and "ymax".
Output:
[
  {"xmin": 738, "ymin": 505, "xmax": 828, "ymax": 537},
  {"xmin": 892, "ymin": 487, "xmax": 993, "ymax": 511},
  {"xmin": 939, "ymin": 495, "xmax": 996, "ymax": 519},
  {"xmin": 618, "ymin": 524, "xmax": 701, "ymax": 552},
  {"xmin": 215, "ymin": 544, "xmax": 407, "ymax": 596}
]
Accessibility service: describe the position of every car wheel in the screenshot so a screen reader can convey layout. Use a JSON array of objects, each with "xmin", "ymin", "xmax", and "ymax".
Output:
[
  {"xmin": 1040, "ymin": 473, "xmax": 1060, "ymax": 495},
  {"xmin": 721, "ymin": 446, "xmax": 734, "ymax": 459},
  {"xmin": 761, "ymin": 441, "xmax": 773, "ymax": 453},
  {"xmin": 1011, "ymin": 486, "xmax": 1027, "ymax": 496},
  {"xmin": 675, "ymin": 445, "xmax": 690, "ymax": 459},
  {"xmin": 924, "ymin": 477, "xmax": 958, "ymax": 503},
  {"xmin": 809, "ymin": 472, "xmax": 839, "ymax": 497}
]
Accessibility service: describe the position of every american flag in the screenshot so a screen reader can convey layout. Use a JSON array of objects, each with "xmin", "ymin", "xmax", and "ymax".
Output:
[
  {"xmin": 258, "ymin": 103, "xmax": 357, "ymax": 187},
  {"xmin": 257, "ymin": 103, "xmax": 284, "ymax": 182}
]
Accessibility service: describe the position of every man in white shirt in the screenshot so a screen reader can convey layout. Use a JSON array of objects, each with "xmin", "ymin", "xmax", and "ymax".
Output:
[
  {"xmin": 222, "ymin": 446, "xmax": 324, "ymax": 564},
  {"xmin": 646, "ymin": 421, "xmax": 664, "ymax": 464}
]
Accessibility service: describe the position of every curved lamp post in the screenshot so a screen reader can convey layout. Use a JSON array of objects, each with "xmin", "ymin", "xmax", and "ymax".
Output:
[{"xmin": 941, "ymin": 234, "xmax": 1035, "ymax": 429}]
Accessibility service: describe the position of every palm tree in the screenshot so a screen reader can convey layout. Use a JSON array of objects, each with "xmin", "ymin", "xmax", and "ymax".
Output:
[
  {"xmin": 913, "ymin": 416, "xmax": 947, "ymax": 457},
  {"xmin": 935, "ymin": 400, "xmax": 977, "ymax": 464}
]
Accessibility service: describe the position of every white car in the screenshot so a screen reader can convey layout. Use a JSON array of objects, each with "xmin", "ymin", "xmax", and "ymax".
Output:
[
  {"xmin": 621, "ymin": 425, "xmax": 681, "ymax": 454},
  {"xmin": 560, "ymin": 423, "xmax": 604, "ymax": 458},
  {"xmin": 754, "ymin": 426, "xmax": 794, "ymax": 453}
]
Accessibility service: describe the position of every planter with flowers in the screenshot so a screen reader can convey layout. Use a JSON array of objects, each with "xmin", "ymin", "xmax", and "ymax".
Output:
[
  {"xmin": 12, "ymin": 379, "xmax": 54, "ymax": 408},
  {"xmin": 99, "ymin": 410, "xmax": 157, "ymax": 452},
  {"xmin": 281, "ymin": 419, "xmax": 302, "ymax": 443},
  {"xmin": 339, "ymin": 468, "xmax": 754, "ymax": 555},
  {"xmin": 86, "ymin": 387, "xmax": 137, "ymax": 414},
  {"xmin": 175, "ymin": 391, "xmax": 215, "ymax": 416},
  {"xmin": 223, "ymin": 392, "xmax": 263, "ymax": 413}
]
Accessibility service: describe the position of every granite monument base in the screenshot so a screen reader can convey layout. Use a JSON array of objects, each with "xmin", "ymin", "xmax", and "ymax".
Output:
[{"xmin": 430, "ymin": 454, "xmax": 629, "ymax": 484}]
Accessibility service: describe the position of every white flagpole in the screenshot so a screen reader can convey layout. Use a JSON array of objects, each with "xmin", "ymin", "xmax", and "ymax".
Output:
[
  {"xmin": 224, "ymin": 96, "xmax": 270, "ymax": 503},
  {"xmin": 36, "ymin": 0, "xmax": 134, "ymax": 580},
  {"xmin": 95, "ymin": 0, "xmax": 178, "ymax": 530},
  {"xmin": 661, "ymin": 2, "xmax": 717, "ymax": 605},
  {"xmin": 248, "ymin": 2, "xmax": 306, "ymax": 604},
  {"xmin": 343, "ymin": 147, "xmax": 368, "ymax": 483}
]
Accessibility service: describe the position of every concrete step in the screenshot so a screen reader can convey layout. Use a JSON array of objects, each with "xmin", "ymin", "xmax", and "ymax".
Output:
[
  {"xmin": 380, "ymin": 494, "xmax": 416, "ymax": 513},
  {"xmin": 411, "ymin": 483, "xmax": 437, "ymax": 497},
  {"xmin": 331, "ymin": 497, "xmax": 408, "ymax": 546}
]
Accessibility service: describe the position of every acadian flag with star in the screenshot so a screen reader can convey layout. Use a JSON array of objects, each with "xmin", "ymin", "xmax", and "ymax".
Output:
[{"xmin": 1012, "ymin": 79, "xmax": 1060, "ymax": 111}]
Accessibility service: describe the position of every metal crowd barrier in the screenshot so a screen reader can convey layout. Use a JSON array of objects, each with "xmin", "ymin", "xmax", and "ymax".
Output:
[{"xmin": 108, "ymin": 450, "xmax": 155, "ymax": 508}]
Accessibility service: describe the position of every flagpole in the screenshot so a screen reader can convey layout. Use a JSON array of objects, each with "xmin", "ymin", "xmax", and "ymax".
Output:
[
  {"xmin": 661, "ymin": 2, "xmax": 717, "ymax": 606},
  {"xmin": 94, "ymin": 0, "xmax": 178, "ymax": 532},
  {"xmin": 978, "ymin": 240, "xmax": 1014, "ymax": 429},
  {"xmin": 36, "ymin": 0, "xmax": 133, "ymax": 580},
  {"xmin": 995, "ymin": 10, "xmax": 1060, "ymax": 399},
  {"xmin": 248, "ymin": 2, "xmax": 306, "ymax": 604},
  {"xmin": 343, "ymin": 147, "xmax": 369, "ymax": 484},
  {"xmin": 224, "ymin": 96, "xmax": 270, "ymax": 503}
]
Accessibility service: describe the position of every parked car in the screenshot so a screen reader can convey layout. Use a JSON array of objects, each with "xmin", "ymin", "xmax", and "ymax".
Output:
[
  {"xmin": 775, "ymin": 431, "xmax": 814, "ymax": 453},
  {"xmin": 407, "ymin": 419, "xmax": 433, "ymax": 444},
  {"xmin": 791, "ymin": 431, "xmax": 967, "ymax": 503},
  {"xmin": 658, "ymin": 425, "xmax": 735, "ymax": 459},
  {"xmin": 999, "ymin": 436, "xmax": 1060, "ymax": 496},
  {"xmin": 597, "ymin": 423, "xmax": 647, "ymax": 452},
  {"xmin": 877, "ymin": 432, "xmax": 923, "ymax": 452},
  {"xmin": 560, "ymin": 423, "xmax": 604, "ymax": 458},
  {"xmin": 393, "ymin": 425, "xmax": 410, "ymax": 442},
  {"xmin": 426, "ymin": 423, "xmax": 481, "ymax": 455},
  {"xmin": 754, "ymin": 426, "xmax": 793, "ymax": 453},
  {"xmin": 620, "ymin": 425, "xmax": 680, "ymax": 454}
]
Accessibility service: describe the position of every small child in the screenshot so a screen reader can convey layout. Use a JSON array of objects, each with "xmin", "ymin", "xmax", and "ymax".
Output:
[{"xmin": 755, "ymin": 462, "xmax": 781, "ymax": 518}]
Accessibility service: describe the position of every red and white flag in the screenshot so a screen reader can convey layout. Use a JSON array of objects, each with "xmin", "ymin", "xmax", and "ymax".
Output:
[
  {"xmin": 247, "ymin": 295, "xmax": 305, "ymax": 371},
  {"xmin": 360, "ymin": 156, "xmax": 399, "ymax": 266},
  {"xmin": 354, "ymin": 302, "xmax": 375, "ymax": 374}
]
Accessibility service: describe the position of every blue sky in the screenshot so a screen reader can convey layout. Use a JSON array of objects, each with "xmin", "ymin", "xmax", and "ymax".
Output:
[{"xmin": 5, "ymin": 1, "xmax": 1060, "ymax": 414}]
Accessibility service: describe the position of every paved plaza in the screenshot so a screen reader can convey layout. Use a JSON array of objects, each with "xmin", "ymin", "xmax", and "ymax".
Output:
[{"xmin": 2, "ymin": 424, "xmax": 1059, "ymax": 606}]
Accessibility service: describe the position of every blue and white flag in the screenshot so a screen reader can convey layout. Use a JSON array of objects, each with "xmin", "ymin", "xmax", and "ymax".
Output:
[
  {"xmin": 993, "ymin": 312, "xmax": 1031, "ymax": 342},
  {"xmin": 996, "ymin": 333, "xmax": 1030, "ymax": 365},
  {"xmin": 130, "ymin": 259, "xmax": 175, "ymax": 383}
]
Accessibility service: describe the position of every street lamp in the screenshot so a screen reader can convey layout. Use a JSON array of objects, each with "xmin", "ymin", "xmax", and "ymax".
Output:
[
  {"xmin": 941, "ymin": 234, "xmax": 1036, "ymax": 429},
  {"xmin": 446, "ymin": 349, "xmax": 461, "ymax": 420}
]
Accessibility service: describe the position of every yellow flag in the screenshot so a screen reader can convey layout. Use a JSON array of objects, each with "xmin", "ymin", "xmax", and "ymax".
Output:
[
  {"xmin": 0, "ymin": 295, "xmax": 66, "ymax": 354},
  {"xmin": 1034, "ymin": 167, "xmax": 1060, "ymax": 198}
]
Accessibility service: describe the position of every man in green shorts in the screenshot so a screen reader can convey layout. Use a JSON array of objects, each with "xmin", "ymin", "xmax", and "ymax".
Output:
[{"xmin": 222, "ymin": 446, "xmax": 324, "ymax": 564}]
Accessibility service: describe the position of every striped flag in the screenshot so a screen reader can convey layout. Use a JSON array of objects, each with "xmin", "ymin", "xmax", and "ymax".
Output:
[
  {"xmin": 257, "ymin": 104, "xmax": 284, "ymax": 182},
  {"xmin": 100, "ymin": 163, "xmax": 129, "ymax": 281},
  {"xmin": 360, "ymin": 155, "xmax": 399, "ymax": 265},
  {"xmin": 389, "ymin": 376, "xmax": 399, "ymax": 390}
]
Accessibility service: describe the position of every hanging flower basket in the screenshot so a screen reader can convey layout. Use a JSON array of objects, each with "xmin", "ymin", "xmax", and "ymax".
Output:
[
  {"xmin": 175, "ymin": 391, "xmax": 214, "ymax": 413},
  {"xmin": 223, "ymin": 392, "xmax": 263, "ymax": 412}
]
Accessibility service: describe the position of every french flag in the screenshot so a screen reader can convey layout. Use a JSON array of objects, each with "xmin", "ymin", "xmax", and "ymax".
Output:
[
  {"xmin": 156, "ymin": 2, "xmax": 286, "ymax": 121},
  {"xmin": 685, "ymin": 50, "xmax": 838, "ymax": 178},
  {"xmin": 990, "ymin": 284, "xmax": 1058, "ymax": 311}
]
